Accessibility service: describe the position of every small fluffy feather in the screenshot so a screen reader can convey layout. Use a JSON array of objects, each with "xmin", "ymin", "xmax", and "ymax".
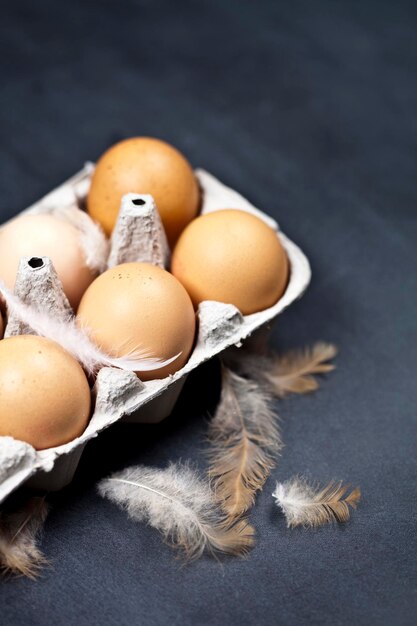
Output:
[
  {"xmin": 208, "ymin": 366, "xmax": 282, "ymax": 518},
  {"xmin": 98, "ymin": 463, "xmax": 254, "ymax": 560},
  {"xmin": 225, "ymin": 342, "xmax": 337, "ymax": 397},
  {"xmin": 51, "ymin": 205, "xmax": 109, "ymax": 273},
  {"xmin": 0, "ymin": 496, "xmax": 49, "ymax": 579},
  {"xmin": 273, "ymin": 477, "xmax": 361, "ymax": 528},
  {"xmin": 0, "ymin": 283, "xmax": 178, "ymax": 375}
]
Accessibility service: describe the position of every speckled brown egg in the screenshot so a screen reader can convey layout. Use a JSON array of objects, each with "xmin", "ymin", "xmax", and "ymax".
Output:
[
  {"xmin": 87, "ymin": 137, "xmax": 200, "ymax": 246},
  {"xmin": 171, "ymin": 209, "xmax": 289, "ymax": 315},
  {"xmin": 0, "ymin": 213, "xmax": 96, "ymax": 310},
  {"xmin": 77, "ymin": 262, "xmax": 196, "ymax": 380},
  {"xmin": 0, "ymin": 335, "xmax": 91, "ymax": 450}
]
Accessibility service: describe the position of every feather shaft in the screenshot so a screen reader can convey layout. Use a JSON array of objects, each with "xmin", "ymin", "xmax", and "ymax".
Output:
[{"xmin": 109, "ymin": 478, "xmax": 180, "ymax": 505}]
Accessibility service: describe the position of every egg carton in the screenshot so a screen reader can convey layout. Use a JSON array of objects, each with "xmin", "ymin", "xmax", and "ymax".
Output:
[{"xmin": 0, "ymin": 166, "xmax": 311, "ymax": 504}]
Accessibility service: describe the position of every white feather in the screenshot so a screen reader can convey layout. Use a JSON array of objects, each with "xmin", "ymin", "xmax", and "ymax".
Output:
[
  {"xmin": 0, "ymin": 283, "xmax": 178, "ymax": 375},
  {"xmin": 98, "ymin": 462, "xmax": 254, "ymax": 559},
  {"xmin": 49, "ymin": 205, "xmax": 109, "ymax": 273}
]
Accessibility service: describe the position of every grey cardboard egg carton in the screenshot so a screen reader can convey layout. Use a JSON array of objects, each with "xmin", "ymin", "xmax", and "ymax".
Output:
[{"xmin": 0, "ymin": 165, "xmax": 311, "ymax": 504}]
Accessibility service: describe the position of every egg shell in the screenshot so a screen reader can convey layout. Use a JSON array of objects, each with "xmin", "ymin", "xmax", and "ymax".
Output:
[
  {"xmin": 171, "ymin": 209, "xmax": 289, "ymax": 315},
  {"xmin": 0, "ymin": 335, "xmax": 91, "ymax": 450},
  {"xmin": 87, "ymin": 137, "xmax": 200, "ymax": 246},
  {"xmin": 0, "ymin": 213, "xmax": 95, "ymax": 310},
  {"xmin": 77, "ymin": 262, "xmax": 196, "ymax": 380}
]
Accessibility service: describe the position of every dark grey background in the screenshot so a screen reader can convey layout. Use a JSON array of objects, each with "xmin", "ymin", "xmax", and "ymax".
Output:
[{"xmin": 1, "ymin": 1, "xmax": 416, "ymax": 624}]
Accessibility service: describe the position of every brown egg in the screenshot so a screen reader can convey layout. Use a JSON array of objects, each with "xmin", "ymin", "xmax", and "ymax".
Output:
[
  {"xmin": 0, "ymin": 314, "xmax": 3, "ymax": 340},
  {"xmin": 171, "ymin": 209, "xmax": 289, "ymax": 315},
  {"xmin": 0, "ymin": 213, "xmax": 95, "ymax": 310},
  {"xmin": 77, "ymin": 262, "xmax": 196, "ymax": 380},
  {"xmin": 87, "ymin": 137, "xmax": 200, "ymax": 246},
  {"xmin": 0, "ymin": 335, "xmax": 91, "ymax": 450}
]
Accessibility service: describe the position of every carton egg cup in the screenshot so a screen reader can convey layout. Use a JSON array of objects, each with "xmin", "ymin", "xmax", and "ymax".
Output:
[{"xmin": 0, "ymin": 166, "xmax": 311, "ymax": 504}]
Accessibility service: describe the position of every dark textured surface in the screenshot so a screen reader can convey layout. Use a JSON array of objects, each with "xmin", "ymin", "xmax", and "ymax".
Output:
[{"xmin": 1, "ymin": 1, "xmax": 416, "ymax": 624}]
